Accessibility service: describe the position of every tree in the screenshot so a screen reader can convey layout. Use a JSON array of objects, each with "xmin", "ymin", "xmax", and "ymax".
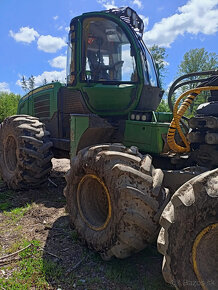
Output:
[
  {"xmin": 28, "ymin": 75, "xmax": 35, "ymax": 90},
  {"xmin": 149, "ymin": 45, "xmax": 168, "ymax": 88},
  {"xmin": 156, "ymin": 99, "xmax": 171, "ymax": 112},
  {"xmin": 43, "ymin": 78, "xmax": 47, "ymax": 85},
  {"xmin": 178, "ymin": 48, "xmax": 217, "ymax": 75},
  {"xmin": 20, "ymin": 75, "xmax": 36, "ymax": 92},
  {"xmin": 21, "ymin": 76, "xmax": 28, "ymax": 92},
  {"xmin": 177, "ymin": 48, "xmax": 218, "ymax": 116},
  {"xmin": 0, "ymin": 92, "xmax": 21, "ymax": 122}
]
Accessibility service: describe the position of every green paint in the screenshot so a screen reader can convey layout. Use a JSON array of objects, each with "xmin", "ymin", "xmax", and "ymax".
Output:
[
  {"xmin": 83, "ymin": 84, "xmax": 136, "ymax": 113},
  {"xmin": 17, "ymin": 82, "xmax": 63, "ymax": 119},
  {"xmin": 70, "ymin": 115, "xmax": 89, "ymax": 158},
  {"xmin": 123, "ymin": 119, "xmax": 170, "ymax": 154}
]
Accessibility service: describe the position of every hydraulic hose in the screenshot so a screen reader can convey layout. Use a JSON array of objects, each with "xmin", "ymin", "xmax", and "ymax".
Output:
[{"xmin": 167, "ymin": 86, "xmax": 218, "ymax": 153}]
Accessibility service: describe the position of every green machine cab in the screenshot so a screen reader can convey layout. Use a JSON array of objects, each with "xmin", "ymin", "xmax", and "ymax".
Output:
[{"xmin": 17, "ymin": 6, "xmax": 171, "ymax": 159}]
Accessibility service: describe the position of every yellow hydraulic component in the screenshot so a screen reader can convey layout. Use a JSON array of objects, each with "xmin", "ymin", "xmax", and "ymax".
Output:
[
  {"xmin": 167, "ymin": 86, "xmax": 218, "ymax": 153},
  {"xmin": 192, "ymin": 223, "xmax": 218, "ymax": 290}
]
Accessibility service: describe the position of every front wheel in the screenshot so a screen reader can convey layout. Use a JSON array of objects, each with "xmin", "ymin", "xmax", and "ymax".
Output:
[
  {"xmin": 64, "ymin": 144, "xmax": 168, "ymax": 260},
  {"xmin": 157, "ymin": 169, "xmax": 218, "ymax": 290}
]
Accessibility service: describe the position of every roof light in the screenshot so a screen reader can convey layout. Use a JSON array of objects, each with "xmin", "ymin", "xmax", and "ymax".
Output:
[
  {"xmin": 132, "ymin": 12, "xmax": 137, "ymax": 21},
  {"xmin": 126, "ymin": 8, "xmax": 132, "ymax": 17}
]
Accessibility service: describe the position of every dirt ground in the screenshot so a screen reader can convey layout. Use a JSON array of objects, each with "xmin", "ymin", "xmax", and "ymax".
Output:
[{"xmin": 0, "ymin": 159, "xmax": 172, "ymax": 289}]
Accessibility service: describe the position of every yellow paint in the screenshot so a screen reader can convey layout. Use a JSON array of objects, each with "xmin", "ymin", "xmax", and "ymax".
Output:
[
  {"xmin": 77, "ymin": 174, "xmax": 112, "ymax": 231},
  {"xmin": 167, "ymin": 86, "xmax": 218, "ymax": 153},
  {"xmin": 192, "ymin": 223, "xmax": 218, "ymax": 290},
  {"xmin": 22, "ymin": 84, "xmax": 55, "ymax": 100}
]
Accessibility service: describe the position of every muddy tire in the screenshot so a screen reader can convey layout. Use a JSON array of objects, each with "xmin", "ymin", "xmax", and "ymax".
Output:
[
  {"xmin": 0, "ymin": 115, "xmax": 53, "ymax": 189},
  {"xmin": 64, "ymin": 144, "xmax": 168, "ymax": 260},
  {"xmin": 157, "ymin": 169, "xmax": 218, "ymax": 290}
]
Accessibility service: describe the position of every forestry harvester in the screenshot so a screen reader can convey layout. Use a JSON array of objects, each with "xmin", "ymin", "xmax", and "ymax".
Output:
[{"xmin": 0, "ymin": 7, "xmax": 217, "ymax": 289}]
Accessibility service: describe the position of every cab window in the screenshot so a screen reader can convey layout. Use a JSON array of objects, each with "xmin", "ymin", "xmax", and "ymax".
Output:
[{"xmin": 82, "ymin": 17, "xmax": 137, "ymax": 82}]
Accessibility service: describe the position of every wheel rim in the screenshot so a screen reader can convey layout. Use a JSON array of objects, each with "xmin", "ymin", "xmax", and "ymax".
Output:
[
  {"xmin": 4, "ymin": 135, "xmax": 18, "ymax": 172},
  {"xmin": 192, "ymin": 223, "xmax": 218, "ymax": 290},
  {"xmin": 77, "ymin": 174, "xmax": 112, "ymax": 231}
]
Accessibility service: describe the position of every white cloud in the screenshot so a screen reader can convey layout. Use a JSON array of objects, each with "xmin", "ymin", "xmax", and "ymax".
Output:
[
  {"xmin": 0, "ymin": 82, "xmax": 10, "ymax": 93},
  {"xmin": 58, "ymin": 25, "xmax": 64, "ymax": 31},
  {"xmin": 49, "ymin": 55, "xmax": 66, "ymax": 69},
  {"xmin": 53, "ymin": 15, "xmax": 59, "ymax": 20},
  {"xmin": 16, "ymin": 70, "xmax": 66, "ymax": 88},
  {"xmin": 9, "ymin": 27, "xmax": 39, "ymax": 44},
  {"xmin": 37, "ymin": 35, "xmax": 66, "ymax": 53},
  {"xmin": 33, "ymin": 70, "xmax": 66, "ymax": 86},
  {"xmin": 97, "ymin": 0, "xmax": 118, "ymax": 9},
  {"xmin": 143, "ymin": 0, "xmax": 218, "ymax": 47},
  {"xmin": 132, "ymin": 0, "xmax": 143, "ymax": 9}
]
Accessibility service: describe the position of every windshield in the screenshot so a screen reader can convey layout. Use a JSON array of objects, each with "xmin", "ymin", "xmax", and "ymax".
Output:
[
  {"xmin": 82, "ymin": 17, "xmax": 138, "ymax": 82},
  {"xmin": 139, "ymin": 39, "xmax": 159, "ymax": 87}
]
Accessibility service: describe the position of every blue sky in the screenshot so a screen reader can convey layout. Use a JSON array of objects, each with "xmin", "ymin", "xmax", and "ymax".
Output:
[{"xmin": 0, "ymin": 0, "xmax": 217, "ymax": 95}]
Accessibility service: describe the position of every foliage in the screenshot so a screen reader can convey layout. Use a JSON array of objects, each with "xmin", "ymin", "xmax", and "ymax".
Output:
[
  {"xmin": 149, "ymin": 45, "xmax": 168, "ymax": 88},
  {"xmin": 177, "ymin": 48, "xmax": 218, "ymax": 115},
  {"xmin": 0, "ymin": 92, "xmax": 21, "ymax": 122},
  {"xmin": 28, "ymin": 75, "xmax": 35, "ymax": 90},
  {"xmin": 21, "ymin": 75, "xmax": 36, "ymax": 92},
  {"xmin": 21, "ymin": 76, "xmax": 28, "ymax": 92},
  {"xmin": 178, "ymin": 48, "xmax": 217, "ymax": 75},
  {"xmin": 43, "ymin": 78, "xmax": 47, "ymax": 85},
  {"xmin": 156, "ymin": 99, "xmax": 170, "ymax": 112}
]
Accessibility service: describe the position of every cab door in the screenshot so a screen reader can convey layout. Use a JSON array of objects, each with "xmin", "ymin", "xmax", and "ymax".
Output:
[{"xmin": 80, "ymin": 16, "xmax": 139, "ymax": 115}]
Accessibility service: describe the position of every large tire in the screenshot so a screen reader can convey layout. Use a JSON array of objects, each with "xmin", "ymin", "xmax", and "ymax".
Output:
[
  {"xmin": 157, "ymin": 169, "xmax": 218, "ymax": 290},
  {"xmin": 64, "ymin": 144, "xmax": 168, "ymax": 260},
  {"xmin": 0, "ymin": 115, "xmax": 53, "ymax": 189}
]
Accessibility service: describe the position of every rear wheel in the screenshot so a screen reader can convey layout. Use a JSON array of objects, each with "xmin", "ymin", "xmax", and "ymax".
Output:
[
  {"xmin": 157, "ymin": 169, "xmax": 218, "ymax": 290},
  {"xmin": 0, "ymin": 115, "xmax": 53, "ymax": 189},
  {"xmin": 64, "ymin": 144, "xmax": 168, "ymax": 259}
]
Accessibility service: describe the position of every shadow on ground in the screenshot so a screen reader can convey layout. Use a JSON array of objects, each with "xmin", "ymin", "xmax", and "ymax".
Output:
[
  {"xmin": 42, "ymin": 216, "xmax": 173, "ymax": 290},
  {"xmin": 0, "ymin": 158, "xmax": 70, "ymax": 212}
]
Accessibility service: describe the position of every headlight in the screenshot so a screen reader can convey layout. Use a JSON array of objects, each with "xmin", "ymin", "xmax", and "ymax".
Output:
[
  {"xmin": 130, "ymin": 113, "xmax": 135, "ymax": 120},
  {"xmin": 136, "ymin": 114, "xmax": 140, "ymax": 121},
  {"xmin": 141, "ymin": 114, "xmax": 147, "ymax": 121}
]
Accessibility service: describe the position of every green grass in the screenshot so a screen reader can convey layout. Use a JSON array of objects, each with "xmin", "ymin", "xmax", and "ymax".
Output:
[
  {"xmin": 70, "ymin": 230, "xmax": 78, "ymax": 242},
  {"xmin": 105, "ymin": 259, "xmax": 139, "ymax": 285},
  {"xmin": 0, "ymin": 190, "xmax": 13, "ymax": 211},
  {"xmin": 0, "ymin": 240, "xmax": 66, "ymax": 290},
  {"xmin": 0, "ymin": 177, "xmax": 4, "ymax": 186},
  {"xmin": 3, "ymin": 203, "xmax": 31, "ymax": 223}
]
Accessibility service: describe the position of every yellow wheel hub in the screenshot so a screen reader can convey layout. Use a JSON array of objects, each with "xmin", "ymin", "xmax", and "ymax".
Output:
[
  {"xmin": 77, "ymin": 174, "xmax": 112, "ymax": 231},
  {"xmin": 192, "ymin": 223, "xmax": 218, "ymax": 290}
]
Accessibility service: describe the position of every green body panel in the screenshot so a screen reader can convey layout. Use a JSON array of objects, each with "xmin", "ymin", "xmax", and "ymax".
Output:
[
  {"xmin": 153, "ymin": 112, "xmax": 173, "ymax": 123},
  {"xmin": 83, "ymin": 84, "xmax": 136, "ymax": 112},
  {"xmin": 123, "ymin": 118, "xmax": 170, "ymax": 155},
  {"xmin": 70, "ymin": 115, "xmax": 89, "ymax": 158},
  {"xmin": 70, "ymin": 112, "xmax": 172, "ymax": 158},
  {"xmin": 17, "ymin": 82, "xmax": 63, "ymax": 119}
]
